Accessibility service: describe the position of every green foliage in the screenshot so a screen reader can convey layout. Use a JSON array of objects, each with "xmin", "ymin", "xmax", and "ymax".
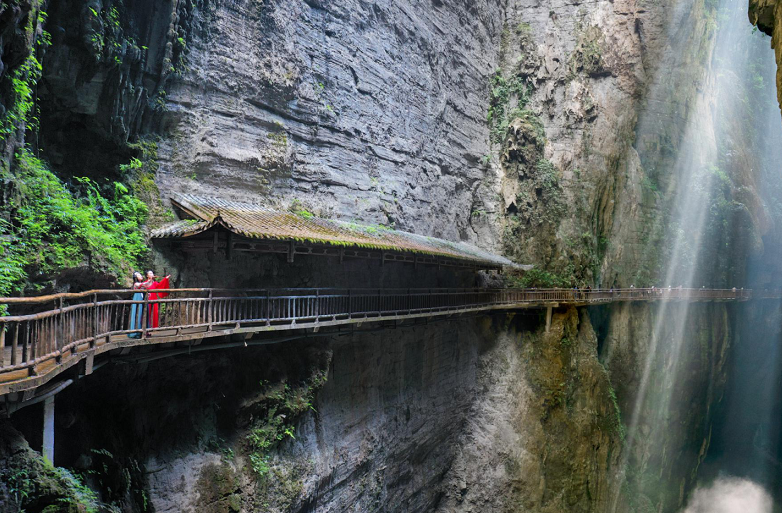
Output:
[
  {"xmin": 4, "ymin": 467, "xmax": 32, "ymax": 505},
  {"xmin": 515, "ymin": 22, "xmax": 532, "ymax": 36},
  {"xmin": 487, "ymin": 69, "xmax": 530, "ymax": 145},
  {"xmin": 246, "ymin": 370, "xmax": 328, "ymax": 480},
  {"xmin": 513, "ymin": 267, "xmax": 575, "ymax": 288},
  {"xmin": 38, "ymin": 11, "xmax": 52, "ymax": 48},
  {"xmin": 536, "ymin": 158, "xmax": 559, "ymax": 191},
  {"xmin": 1, "ymin": 459, "xmax": 101, "ymax": 513},
  {"xmin": 0, "ymin": 3, "xmax": 50, "ymax": 142},
  {"xmin": 0, "ymin": 53, "xmax": 43, "ymax": 142},
  {"xmin": 508, "ymin": 107, "xmax": 546, "ymax": 144},
  {"xmin": 607, "ymin": 385, "xmax": 627, "ymax": 441},
  {"xmin": 120, "ymin": 157, "xmax": 143, "ymax": 174},
  {"xmin": 641, "ymin": 176, "xmax": 659, "ymax": 193},
  {"xmin": 0, "ymin": 149, "xmax": 148, "ymax": 296},
  {"xmin": 568, "ymin": 26, "xmax": 605, "ymax": 78},
  {"xmin": 51, "ymin": 466, "xmax": 100, "ymax": 513},
  {"xmin": 87, "ymin": 5, "xmax": 127, "ymax": 64},
  {"xmin": 288, "ymin": 198, "xmax": 315, "ymax": 220}
]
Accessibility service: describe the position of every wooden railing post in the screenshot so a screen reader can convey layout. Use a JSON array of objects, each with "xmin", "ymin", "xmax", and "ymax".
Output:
[
  {"xmin": 348, "ymin": 289, "xmax": 352, "ymax": 319},
  {"xmin": 22, "ymin": 322, "xmax": 29, "ymax": 363},
  {"xmin": 315, "ymin": 289, "xmax": 320, "ymax": 321},
  {"xmin": 91, "ymin": 293, "xmax": 98, "ymax": 348},
  {"xmin": 208, "ymin": 290, "xmax": 214, "ymax": 331},
  {"xmin": 0, "ymin": 326, "xmax": 5, "ymax": 367},
  {"xmin": 141, "ymin": 291, "xmax": 149, "ymax": 339},
  {"xmin": 265, "ymin": 290, "xmax": 271, "ymax": 326},
  {"xmin": 56, "ymin": 297, "xmax": 64, "ymax": 362},
  {"xmin": 10, "ymin": 323, "xmax": 18, "ymax": 365}
]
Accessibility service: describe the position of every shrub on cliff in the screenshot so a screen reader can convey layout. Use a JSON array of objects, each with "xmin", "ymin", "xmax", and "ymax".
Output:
[{"xmin": 0, "ymin": 149, "xmax": 148, "ymax": 297}]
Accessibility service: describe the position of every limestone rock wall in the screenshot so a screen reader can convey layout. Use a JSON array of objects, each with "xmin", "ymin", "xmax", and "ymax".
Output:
[
  {"xmin": 2, "ymin": 0, "xmax": 760, "ymax": 284},
  {"xmin": 0, "ymin": 0, "xmax": 773, "ymax": 512},
  {"xmin": 750, "ymin": 0, "xmax": 782, "ymax": 115},
  {"xmin": 8, "ymin": 312, "xmax": 626, "ymax": 513},
  {"xmin": 154, "ymin": 0, "xmax": 506, "ymax": 245},
  {"xmin": 152, "ymin": 0, "xmax": 706, "ymax": 283},
  {"xmin": 598, "ymin": 302, "xmax": 731, "ymax": 512}
]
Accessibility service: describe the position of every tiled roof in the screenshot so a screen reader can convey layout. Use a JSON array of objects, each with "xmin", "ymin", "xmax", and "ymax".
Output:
[{"xmin": 151, "ymin": 194, "xmax": 517, "ymax": 268}]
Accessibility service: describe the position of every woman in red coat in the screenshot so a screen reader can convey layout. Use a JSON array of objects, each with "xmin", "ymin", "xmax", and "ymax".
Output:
[{"xmin": 143, "ymin": 271, "xmax": 171, "ymax": 331}]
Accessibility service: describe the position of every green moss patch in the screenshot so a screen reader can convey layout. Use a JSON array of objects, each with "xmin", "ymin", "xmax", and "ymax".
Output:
[{"xmin": 0, "ymin": 422, "xmax": 100, "ymax": 513}]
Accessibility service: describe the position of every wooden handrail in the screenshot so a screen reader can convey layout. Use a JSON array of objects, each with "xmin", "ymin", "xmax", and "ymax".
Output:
[{"xmin": 0, "ymin": 286, "xmax": 755, "ymax": 305}]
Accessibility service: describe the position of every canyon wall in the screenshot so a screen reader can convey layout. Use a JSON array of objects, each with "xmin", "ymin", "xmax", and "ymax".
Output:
[
  {"xmin": 750, "ymin": 0, "xmax": 782, "ymax": 115},
  {"xmin": 3, "ymin": 312, "xmax": 629, "ymax": 513},
  {"xmin": 0, "ymin": 0, "xmax": 777, "ymax": 511},
  {"xmin": 4, "ymin": 0, "xmax": 759, "ymax": 287}
]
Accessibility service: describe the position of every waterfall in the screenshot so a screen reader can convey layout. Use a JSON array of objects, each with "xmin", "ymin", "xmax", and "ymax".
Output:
[
  {"xmin": 698, "ymin": 0, "xmax": 782, "ymax": 498},
  {"xmin": 611, "ymin": 0, "xmax": 782, "ymax": 508}
]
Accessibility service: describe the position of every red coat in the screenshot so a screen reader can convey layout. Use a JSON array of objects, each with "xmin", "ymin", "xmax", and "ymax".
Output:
[{"xmin": 145, "ymin": 277, "xmax": 170, "ymax": 329}]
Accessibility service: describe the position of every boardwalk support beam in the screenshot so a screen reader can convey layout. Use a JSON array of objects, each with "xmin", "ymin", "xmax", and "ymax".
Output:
[
  {"xmin": 43, "ymin": 396, "xmax": 54, "ymax": 464},
  {"xmin": 545, "ymin": 306, "xmax": 553, "ymax": 333}
]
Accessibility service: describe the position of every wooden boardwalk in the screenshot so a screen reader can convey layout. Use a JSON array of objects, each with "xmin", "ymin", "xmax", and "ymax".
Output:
[{"xmin": 0, "ymin": 287, "xmax": 753, "ymax": 398}]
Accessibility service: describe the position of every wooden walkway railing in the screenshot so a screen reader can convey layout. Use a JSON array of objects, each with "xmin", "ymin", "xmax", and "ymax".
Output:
[{"xmin": 0, "ymin": 287, "xmax": 751, "ymax": 394}]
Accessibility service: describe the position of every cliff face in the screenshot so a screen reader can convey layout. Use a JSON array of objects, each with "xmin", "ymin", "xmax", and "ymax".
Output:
[
  {"xmin": 599, "ymin": 303, "xmax": 731, "ymax": 511},
  {"xmin": 750, "ymin": 0, "xmax": 782, "ymax": 115},
  {"xmin": 154, "ymin": 0, "xmax": 505, "ymax": 244},
  {"xmin": 0, "ymin": 0, "xmax": 775, "ymax": 511},
  {"xmin": 148, "ymin": 0, "xmax": 704, "ymax": 284},
  {"xmin": 1, "ymin": 0, "xmax": 770, "ymax": 288},
  {"xmin": 2, "ymin": 313, "xmax": 628, "ymax": 513}
]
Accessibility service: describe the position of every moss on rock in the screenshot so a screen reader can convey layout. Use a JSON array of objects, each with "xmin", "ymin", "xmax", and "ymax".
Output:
[{"xmin": 0, "ymin": 421, "xmax": 99, "ymax": 512}]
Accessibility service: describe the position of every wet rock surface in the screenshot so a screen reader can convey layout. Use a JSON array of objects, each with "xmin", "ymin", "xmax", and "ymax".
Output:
[
  {"xmin": 1, "ymin": 0, "xmax": 777, "ymax": 511},
  {"xmin": 598, "ymin": 302, "xmax": 731, "ymax": 512},
  {"xmin": 10, "ymin": 314, "xmax": 627, "ymax": 512},
  {"xmin": 750, "ymin": 0, "xmax": 782, "ymax": 115}
]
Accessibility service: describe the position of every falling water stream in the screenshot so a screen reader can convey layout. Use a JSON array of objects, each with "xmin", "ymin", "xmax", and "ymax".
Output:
[
  {"xmin": 696, "ymin": 0, "xmax": 782, "ymax": 503},
  {"xmin": 611, "ymin": 0, "xmax": 782, "ymax": 509}
]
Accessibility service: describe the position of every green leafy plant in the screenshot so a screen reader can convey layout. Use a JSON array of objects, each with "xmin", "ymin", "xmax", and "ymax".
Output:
[
  {"xmin": 245, "ymin": 370, "xmax": 328, "ymax": 480},
  {"xmin": 512, "ymin": 267, "xmax": 575, "ymax": 288},
  {"xmin": 487, "ymin": 70, "xmax": 531, "ymax": 145},
  {"xmin": 0, "ymin": 149, "xmax": 148, "ymax": 296},
  {"xmin": 0, "ymin": 54, "xmax": 42, "ymax": 141}
]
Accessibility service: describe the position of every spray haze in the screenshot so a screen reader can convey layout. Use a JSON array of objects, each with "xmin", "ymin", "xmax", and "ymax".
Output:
[{"xmin": 682, "ymin": 478, "xmax": 773, "ymax": 513}]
